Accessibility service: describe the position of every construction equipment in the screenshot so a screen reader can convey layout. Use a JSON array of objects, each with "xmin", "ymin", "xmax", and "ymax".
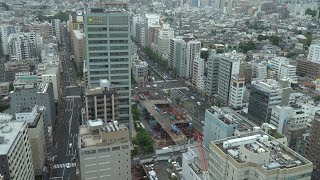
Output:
[{"xmin": 195, "ymin": 131, "xmax": 209, "ymax": 180}]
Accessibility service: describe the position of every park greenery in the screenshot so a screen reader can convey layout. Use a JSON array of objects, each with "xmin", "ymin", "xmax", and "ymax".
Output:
[
  {"xmin": 132, "ymin": 104, "xmax": 141, "ymax": 122},
  {"xmin": 132, "ymin": 128, "xmax": 154, "ymax": 154},
  {"xmin": 131, "ymin": 104, "xmax": 154, "ymax": 155},
  {"xmin": 257, "ymin": 35, "xmax": 282, "ymax": 46},
  {"xmin": 0, "ymin": 101, "xmax": 10, "ymax": 112},
  {"xmin": 239, "ymin": 41, "xmax": 256, "ymax": 53},
  {"xmin": 305, "ymin": 8, "xmax": 317, "ymax": 17},
  {"xmin": 36, "ymin": 11, "xmax": 69, "ymax": 22},
  {"xmin": 145, "ymin": 47, "xmax": 167, "ymax": 67}
]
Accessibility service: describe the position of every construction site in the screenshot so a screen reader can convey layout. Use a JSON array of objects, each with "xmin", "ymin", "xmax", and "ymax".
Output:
[{"xmin": 139, "ymin": 99, "xmax": 195, "ymax": 149}]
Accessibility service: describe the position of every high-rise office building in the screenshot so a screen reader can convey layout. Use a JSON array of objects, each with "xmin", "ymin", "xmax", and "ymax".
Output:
[
  {"xmin": 217, "ymin": 54, "xmax": 240, "ymax": 105},
  {"xmin": 169, "ymin": 38, "xmax": 187, "ymax": 77},
  {"xmin": 186, "ymin": 40, "xmax": 201, "ymax": 78},
  {"xmin": 192, "ymin": 56, "xmax": 204, "ymax": 87},
  {"xmin": 205, "ymin": 51, "xmax": 219, "ymax": 97},
  {"xmin": 248, "ymin": 79, "xmax": 282, "ymax": 125},
  {"xmin": 71, "ymin": 30, "xmax": 86, "ymax": 73},
  {"xmin": 79, "ymin": 119, "xmax": 131, "ymax": 180},
  {"xmin": 84, "ymin": 2, "xmax": 131, "ymax": 125}
]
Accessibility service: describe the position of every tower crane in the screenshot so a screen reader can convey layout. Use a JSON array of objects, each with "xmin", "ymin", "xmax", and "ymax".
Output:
[{"xmin": 195, "ymin": 131, "xmax": 210, "ymax": 180}]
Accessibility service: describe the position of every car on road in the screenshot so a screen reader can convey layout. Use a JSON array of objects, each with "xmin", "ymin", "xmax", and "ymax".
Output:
[
  {"xmin": 66, "ymin": 163, "xmax": 71, "ymax": 168},
  {"xmin": 190, "ymin": 96, "xmax": 195, "ymax": 99},
  {"xmin": 69, "ymin": 143, "xmax": 73, "ymax": 148},
  {"xmin": 197, "ymin": 102, "xmax": 201, "ymax": 106}
]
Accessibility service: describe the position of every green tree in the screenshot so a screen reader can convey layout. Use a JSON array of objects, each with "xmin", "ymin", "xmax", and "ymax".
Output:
[
  {"xmin": 132, "ymin": 104, "xmax": 141, "ymax": 121},
  {"xmin": 175, "ymin": 97, "xmax": 181, "ymax": 105},
  {"xmin": 305, "ymin": 8, "xmax": 317, "ymax": 17},
  {"xmin": 0, "ymin": 101, "xmax": 10, "ymax": 112},
  {"xmin": 305, "ymin": 32, "xmax": 313, "ymax": 46},
  {"xmin": 268, "ymin": 35, "xmax": 282, "ymax": 46},
  {"xmin": 135, "ymin": 128, "xmax": 154, "ymax": 153},
  {"xmin": 257, "ymin": 35, "xmax": 268, "ymax": 41},
  {"xmin": 9, "ymin": 83, "xmax": 14, "ymax": 91},
  {"xmin": 200, "ymin": 51, "xmax": 210, "ymax": 61},
  {"xmin": 239, "ymin": 41, "xmax": 256, "ymax": 53}
]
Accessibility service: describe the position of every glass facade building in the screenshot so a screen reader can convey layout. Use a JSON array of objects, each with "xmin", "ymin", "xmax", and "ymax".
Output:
[{"xmin": 84, "ymin": 7, "xmax": 131, "ymax": 124}]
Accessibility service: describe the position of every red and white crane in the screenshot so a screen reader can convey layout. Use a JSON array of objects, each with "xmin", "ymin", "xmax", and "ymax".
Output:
[{"xmin": 195, "ymin": 131, "xmax": 209, "ymax": 180}]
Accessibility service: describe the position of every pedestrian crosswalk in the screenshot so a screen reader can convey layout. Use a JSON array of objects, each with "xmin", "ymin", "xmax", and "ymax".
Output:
[{"xmin": 52, "ymin": 163, "xmax": 76, "ymax": 169}]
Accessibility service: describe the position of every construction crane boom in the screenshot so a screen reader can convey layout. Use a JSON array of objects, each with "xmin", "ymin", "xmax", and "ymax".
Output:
[{"xmin": 195, "ymin": 131, "xmax": 210, "ymax": 180}]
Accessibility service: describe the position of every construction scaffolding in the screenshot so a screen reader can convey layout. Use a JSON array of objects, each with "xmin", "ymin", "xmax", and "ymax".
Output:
[{"xmin": 141, "ymin": 100, "xmax": 189, "ymax": 146}]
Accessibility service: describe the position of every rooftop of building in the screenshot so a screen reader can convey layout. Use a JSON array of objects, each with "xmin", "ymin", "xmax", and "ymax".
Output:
[
  {"xmin": 12, "ymin": 83, "xmax": 49, "ymax": 94},
  {"xmin": 37, "ymin": 64, "xmax": 59, "ymax": 75},
  {"xmin": 183, "ymin": 145, "xmax": 209, "ymax": 179},
  {"xmin": 212, "ymin": 131, "xmax": 312, "ymax": 170},
  {"xmin": 0, "ymin": 121, "xmax": 26, "ymax": 155},
  {"xmin": 17, "ymin": 107, "xmax": 33, "ymax": 113},
  {"xmin": 251, "ymin": 79, "xmax": 281, "ymax": 91},
  {"xmin": 79, "ymin": 119, "xmax": 129, "ymax": 148},
  {"xmin": 73, "ymin": 30, "xmax": 84, "ymax": 39},
  {"xmin": 207, "ymin": 106, "xmax": 256, "ymax": 127}
]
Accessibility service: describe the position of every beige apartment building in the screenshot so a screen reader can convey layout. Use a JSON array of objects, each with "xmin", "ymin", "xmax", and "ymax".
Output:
[
  {"xmin": 0, "ymin": 120, "xmax": 35, "ymax": 180},
  {"xmin": 209, "ymin": 131, "xmax": 313, "ymax": 180},
  {"xmin": 15, "ymin": 105, "xmax": 46, "ymax": 175},
  {"xmin": 79, "ymin": 119, "xmax": 131, "ymax": 180},
  {"xmin": 71, "ymin": 30, "xmax": 85, "ymax": 73}
]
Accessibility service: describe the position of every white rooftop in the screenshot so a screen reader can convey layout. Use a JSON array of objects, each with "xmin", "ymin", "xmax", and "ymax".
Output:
[{"xmin": 0, "ymin": 121, "xmax": 26, "ymax": 155}]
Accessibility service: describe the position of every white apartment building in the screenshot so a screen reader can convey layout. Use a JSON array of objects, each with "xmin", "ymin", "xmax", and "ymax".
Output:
[
  {"xmin": 228, "ymin": 75, "xmax": 246, "ymax": 109},
  {"xmin": 36, "ymin": 63, "xmax": 60, "ymax": 101},
  {"xmin": 192, "ymin": 56, "xmax": 205, "ymax": 87},
  {"xmin": 156, "ymin": 24, "xmax": 174, "ymax": 62},
  {"xmin": 307, "ymin": 43, "xmax": 320, "ymax": 64},
  {"xmin": 41, "ymin": 43, "xmax": 60, "ymax": 66},
  {"xmin": 79, "ymin": 120, "xmax": 131, "ymax": 180},
  {"xmin": 51, "ymin": 19, "xmax": 62, "ymax": 44},
  {"xmin": 0, "ymin": 25, "xmax": 17, "ymax": 55},
  {"xmin": 270, "ymin": 103, "xmax": 314, "ymax": 134},
  {"xmin": 15, "ymin": 105, "xmax": 46, "ymax": 175},
  {"xmin": 252, "ymin": 60, "xmax": 267, "ymax": 80},
  {"xmin": 132, "ymin": 15, "xmax": 144, "ymax": 39},
  {"xmin": 186, "ymin": 40, "xmax": 201, "ymax": 78},
  {"xmin": 269, "ymin": 57, "xmax": 297, "ymax": 82},
  {"xmin": 0, "ymin": 120, "xmax": 35, "ymax": 180},
  {"xmin": 209, "ymin": 132, "xmax": 313, "ymax": 180},
  {"xmin": 145, "ymin": 14, "xmax": 160, "ymax": 27},
  {"xmin": 132, "ymin": 61, "xmax": 148, "ymax": 84},
  {"xmin": 280, "ymin": 64, "xmax": 297, "ymax": 82},
  {"xmin": 7, "ymin": 32, "xmax": 40, "ymax": 61}
]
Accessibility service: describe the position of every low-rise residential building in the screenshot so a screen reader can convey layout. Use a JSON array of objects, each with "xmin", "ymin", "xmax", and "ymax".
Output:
[
  {"xmin": 79, "ymin": 119, "xmax": 131, "ymax": 180},
  {"xmin": 0, "ymin": 82, "xmax": 10, "ymax": 96}
]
